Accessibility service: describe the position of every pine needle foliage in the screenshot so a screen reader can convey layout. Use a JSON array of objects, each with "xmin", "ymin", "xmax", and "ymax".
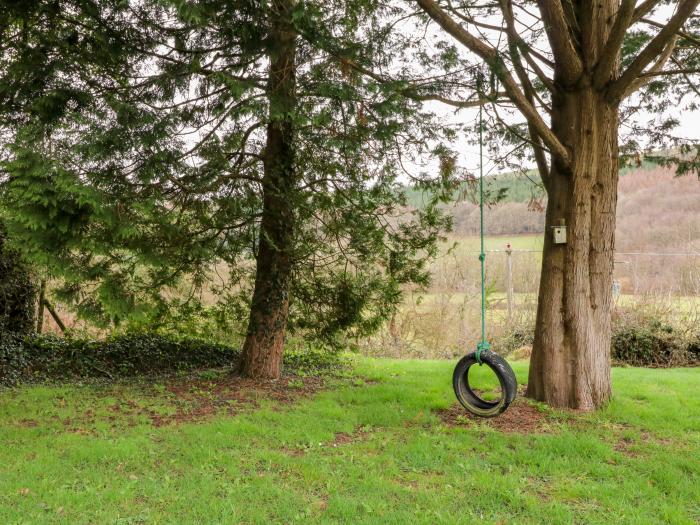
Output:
[{"xmin": 0, "ymin": 1, "xmax": 455, "ymax": 343}]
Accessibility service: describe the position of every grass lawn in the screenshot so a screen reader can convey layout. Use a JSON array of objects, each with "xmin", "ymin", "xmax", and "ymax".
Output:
[{"xmin": 1, "ymin": 359, "xmax": 699, "ymax": 524}]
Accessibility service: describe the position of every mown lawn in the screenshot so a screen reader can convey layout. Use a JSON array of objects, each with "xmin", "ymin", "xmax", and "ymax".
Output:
[{"xmin": 1, "ymin": 359, "xmax": 699, "ymax": 524}]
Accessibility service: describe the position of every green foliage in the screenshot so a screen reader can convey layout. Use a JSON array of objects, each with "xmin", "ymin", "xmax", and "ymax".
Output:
[
  {"xmin": 282, "ymin": 339, "xmax": 348, "ymax": 375},
  {"xmin": 128, "ymin": 295, "xmax": 250, "ymax": 346},
  {"xmin": 0, "ymin": 332, "xmax": 27, "ymax": 385},
  {"xmin": 0, "ymin": 0, "xmax": 453, "ymax": 342},
  {"xmin": 0, "ymin": 331, "xmax": 348, "ymax": 385},
  {"xmin": 403, "ymin": 172, "xmax": 535, "ymax": 209},
  {"xmin": 0, "ymin": 226, "xmax": 37, "ymax": 334},
  {"xmin": 611, "ymin": 318, "xmax": 697, "ymax": 367},
  {"xmin": 0, "ymin": 332, "xmax": 238, "ymax": 385}
]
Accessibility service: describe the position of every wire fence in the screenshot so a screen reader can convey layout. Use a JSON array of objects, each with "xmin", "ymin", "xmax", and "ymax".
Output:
[
  {"xmin": 373, "ymin": 246, "xmax": 699, "ymax": 358},
  {"xmin": 433, "ymin": 246, "xmax": 700, "ymax": 308}
]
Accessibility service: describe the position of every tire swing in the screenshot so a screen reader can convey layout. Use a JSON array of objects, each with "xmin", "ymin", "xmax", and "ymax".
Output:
[{"xmin": 453, "ymin": 80, "xmax": 517, "ymax": 418}]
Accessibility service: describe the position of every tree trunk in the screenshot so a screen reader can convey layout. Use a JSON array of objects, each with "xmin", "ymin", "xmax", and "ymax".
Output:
[
  {"xmin": 36, "ymin": 279, "xmax": 46, "ymax": 333},
  {"xmin": 527, "ymin": 87, "xmax": 619, "ymax": 410},
  {"xmin": 239, "ymin": 5, "xmax": 297, "ymax": 379},
  {"xmin": 0, "ymin": 226, "xmax": 37, "ymax": 335}
]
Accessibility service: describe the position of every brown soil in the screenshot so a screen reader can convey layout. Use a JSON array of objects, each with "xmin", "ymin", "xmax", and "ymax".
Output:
[
  {"xmin": 149, "ymin": 374, "xmax": 325, "ymax": 427},
  {"xmin": 613, "ymin": 436, "xmax": 638, "ymax": 457},
  {"xmin": 436, "ymin": 398, "xmax": 554, "ymax": 434},
  {"xmin": 332, "ymin": 432, "xmax": 355, "ymax": 446},
  {"xmin": 281, "ymin": 426, "xmax": 370, "ymax": 457},
  {"xmin": 51, "ymin": 373, "xmax": 326, "ymax": 431}
]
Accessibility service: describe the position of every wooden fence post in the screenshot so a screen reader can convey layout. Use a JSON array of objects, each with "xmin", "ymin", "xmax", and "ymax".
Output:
[
  {"xmin": 505, "ymin": 243, "xmax": 514, "ymax": 325},
  {"xmin": 36, "ymin": 279, "xmax": 46, "ymax": 333}
]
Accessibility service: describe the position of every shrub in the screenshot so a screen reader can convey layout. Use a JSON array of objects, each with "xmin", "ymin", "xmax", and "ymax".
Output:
[
  {"xmin": 0, "ymin": 332, "xmax": 239, "ymax": 385},
  {"xmin": 0, "ymin": 333, "xmax": 28, "ymax": 385},
  {"xmin": 0, "ymin": 332, "xmax": 347, "ymax": 386},
  {"xmin": 0, "ymin": 226, "xmax": 37, "ymax": 334},
  {"xmin": 611, "ymin": 306, "xmax": 698, "ymax": 367},
  {"xmin": 684, "ymin": 332, "xmax": 700, "ymax": 363},
  {"xmin": 283, "ymin": 339, "xmax": 348, "ymax": 374}
]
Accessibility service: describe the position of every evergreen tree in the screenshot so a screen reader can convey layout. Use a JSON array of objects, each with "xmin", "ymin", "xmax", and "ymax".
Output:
[
  {"xmin": 0, "ymin": 224, "xmax": 37, "ymax": 334},
  {"xmin": 1, "ymin": 1, "xmax": 454, "ymax": 377},
  {"xmin": 403, "ymin": 0, "xmax": 700, "ymax": 408}
]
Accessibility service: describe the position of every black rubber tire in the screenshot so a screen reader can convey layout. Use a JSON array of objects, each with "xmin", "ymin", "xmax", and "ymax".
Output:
[{"xmin": 452, "ymin": 350, "xmax": 517, "ymax": 418}]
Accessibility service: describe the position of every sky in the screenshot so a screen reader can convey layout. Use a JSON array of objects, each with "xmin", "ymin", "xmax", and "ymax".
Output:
[{"xmin": 401, "ymin": 2, "xmax": 700, "ymax": 179}]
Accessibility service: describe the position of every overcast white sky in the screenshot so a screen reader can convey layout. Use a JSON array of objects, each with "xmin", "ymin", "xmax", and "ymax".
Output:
[{"xmin": 402, "ymin": 3, "xmax": 700, "ymax": 179}]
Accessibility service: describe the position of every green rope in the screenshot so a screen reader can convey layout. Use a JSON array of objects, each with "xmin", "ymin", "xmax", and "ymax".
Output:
[{"xmin": 475, "ymin": 74, "xmax": 490, "ymax": 364}]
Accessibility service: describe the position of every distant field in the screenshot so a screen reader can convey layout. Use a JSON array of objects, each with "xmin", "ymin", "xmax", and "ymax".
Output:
[
  {"xmin": 441, "ymin": 233, "xmax": 544, "ymax": 255},
  {"xmin": 387, "ymin": 231, "xmax": 699, "ymax": 359},
  {"xmin": 412, "ymin": 291, "xmax": 700, "ymax": 313}
]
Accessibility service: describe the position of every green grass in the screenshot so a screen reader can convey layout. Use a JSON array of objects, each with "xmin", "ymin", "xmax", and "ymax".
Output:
[{"xmin": 1, "ymin": 359, "xmax": 699, "ymax": 524}]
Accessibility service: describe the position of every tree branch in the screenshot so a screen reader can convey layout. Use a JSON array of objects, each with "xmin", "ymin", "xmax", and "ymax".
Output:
[
  {"xmin": 499, "ymin": 0, "xmax": 550, "ymax": 180},
  {"xmin": 535, "ymin": 0, "xmax": 584, "ymax": 83},
  {"xmin": 607, "ymin": 0, "xmax": 700, "ymax": 102},
  {"xmin": 415, "ymin": 0, "xmax": 570, "ymax": 163},
  {"xmin": 672, "ymin": 56, "xmax": 700, "ymax": 98},
  {"xmin": 640, "ymin": 16, "xmax": 700, "ymax": 46},
  {"xmin": 593, "ymin": 0, "xmax": 637, "ymax": 88},
  {"xmin": 639, "ymin": 66, "xmax": 700, "ymax": 76},
  {"xmin": 631, "ymin": 0, "xmax": 663, "ymax": 25},
  {"xmin": 622, "ymin": 35, "xmax": 678, "ymax": 97},
  {"xmin": 412, "ymin": 92, "xmax": 510, "ymax": 108},
  {"xmin": 519, "ymin": 46, "xmax": 556, "ymax": 93},
  {"xmin": 497, "ymin": 0, "xmax": 556, "ymax": 92},
  {"xmin": 43, "ymin": 299, "xmax": 68, "ymax": 334}
]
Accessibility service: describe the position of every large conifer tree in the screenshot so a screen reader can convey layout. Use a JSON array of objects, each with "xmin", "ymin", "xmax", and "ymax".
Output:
[
  {"xmin": 408, "ymin": 0, "xmax": 700, "ymax": 408},
  {"xmin": 1, "ymin": 0, "xmax": 453, "ymax": 377}
]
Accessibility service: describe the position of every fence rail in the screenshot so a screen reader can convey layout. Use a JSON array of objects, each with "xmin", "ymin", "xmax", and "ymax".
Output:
[
  {"xmin": 446, "ymin": 247, "xmax": 700, "ymax": 324},
  {"xmin": 469, "ymin": 249, "xmax": 700, "ymax": 256}
]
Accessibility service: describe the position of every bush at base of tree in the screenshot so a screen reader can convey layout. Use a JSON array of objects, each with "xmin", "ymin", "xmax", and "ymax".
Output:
[
  {"xmin": 0, "ymin": 332, "xmax": 346, "ymax": 386},
  {"xmin": 0, "ymin": 227, "xmax": 37, "ymax": 334},
  {"xmin": 611, "ymin": 319, "xmax": 700, "ymax": 368}
]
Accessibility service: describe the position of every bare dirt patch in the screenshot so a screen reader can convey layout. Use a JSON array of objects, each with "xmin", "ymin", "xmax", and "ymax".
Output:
[
  {"xmin": 281, "ymin": 446, "xmax": 307, "ymax": 457},
  {"xmin": 436, "ymin": 398, "xmax": 554, "ymax": 434},
  {"xmin": 146, "ymin": 374, "xmax": 325, "ymax": 426},
  {"xmin": 613, "ymin": 436, "xmax": 639, "ymax": 457},
  {"xmin": 331, "ymin": 431, "xmax": 358, "ymax": 446},
  {"xmin": 51, "ymin": 373, "xmax": 327, "ymax": 431},
  {"xmin": 281, "ymin": 425, "xmax": 371, "ymax": 457}
]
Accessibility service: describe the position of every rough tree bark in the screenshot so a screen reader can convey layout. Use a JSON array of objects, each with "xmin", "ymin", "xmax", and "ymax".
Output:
[
  {"xmin": 526, "ymin": 0, "xmax": 623, "ymax": 409},
  {"xmin": 415, "ymin": 0, "xmax": 698, "ymax": 409},
  {"xmin": 527, "ymin": 89, "xmax": 619, "ymax": 409},
  {"xmin": 239, "ymin": 2, "xmax": 298, "ymax": 379}
]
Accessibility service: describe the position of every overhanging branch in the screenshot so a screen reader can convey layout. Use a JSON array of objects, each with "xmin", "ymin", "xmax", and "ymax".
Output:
[
  {"xmin": 607, "ymin": 0, "xmax": 700, "ymax": 102},
  {"xmin": 415, "ymin": 0, "xmax": 570, "ymax": 163},
  {"xmin": 593, "ymin": 0, "xmax": 637, "ymax": 89},
  {"xmin": 631, "ymin": 0, "xmax": 663, "ymax": 25},
  {"xmin": 622, "ymin": 35, "xmax": 678, "ymax": 97},
  {"xmin": 640, "ymin": 16, "xmax": 700, "ymax": 46},
  {"xmin": 535, "ymin": 0, "xmax": 584, "ymax": 83}
]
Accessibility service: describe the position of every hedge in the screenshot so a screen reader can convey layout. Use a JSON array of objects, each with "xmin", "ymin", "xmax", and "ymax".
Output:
[{"xmin": 0, "ymin": 332, "xmax": 347, "ymax": 386}]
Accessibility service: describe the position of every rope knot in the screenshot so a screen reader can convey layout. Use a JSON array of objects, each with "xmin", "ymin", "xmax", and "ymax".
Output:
[{"xmin": 475, "ymin": 340, "xmax": 491, "ymax": 364}]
